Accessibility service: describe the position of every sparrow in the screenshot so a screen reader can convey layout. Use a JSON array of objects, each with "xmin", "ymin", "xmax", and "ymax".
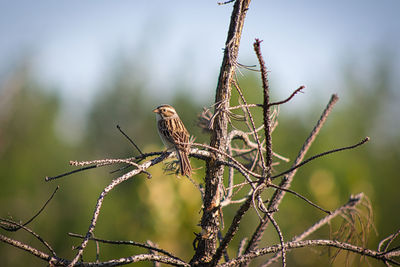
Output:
[{"xmin": 153, "ymin": 104, "xmax": 192, "ymax": 176}]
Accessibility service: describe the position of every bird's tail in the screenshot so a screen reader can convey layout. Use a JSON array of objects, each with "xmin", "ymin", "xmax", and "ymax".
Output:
[{"xmin": 177, "ymin": 149, "xmax": 191, "ymax": 177}]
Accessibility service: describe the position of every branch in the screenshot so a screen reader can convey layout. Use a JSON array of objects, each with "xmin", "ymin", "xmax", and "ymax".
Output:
[
  {"xmin": 191, "ymin": 0, "xmax": 252, "ymax": 265},
  {"xmin": 253, "ymin": 38, "xmax": 272, "ymax": 180},
  {"xmin": 116, "ymin": 124, "xmax": 143, "ymax": 156},
  {"xmin": 68, "ymin": 233, "xmax": 183, "ymax": 262},
  {"xmin": 267, "ymin": 183, "xmax": 331, "ymax": 214},
  {"xmin": 232, "ymin": 79, "xmax": 266, "ymax": 174},
  {"xmin": 263, "ymin": 193, "xmax": 365, "ymax": 266},
  {"xmin": 0, "ymin": 219, "xmax": 57, "ymax": 256},
  {"xmin": 271, "ymin": 136, "xmax": 370, "ymax": 180},
  {"xmin": 1, "ymin": 186, "xmax": 59, "ymax": 230},
  {"xmin": 269, "ymin": 86, "xmax": 304, "ymax": 107},
  {"xmin": 219, "ymin": 239, "xmax": 400, "ymax": 266},
  {"xmin": 243, "ymin": 94, "xmax": 340, "ymax": 257},
  {"xmin": 0, "ymin": 233, "xmax": 65, "ymax": 265},
  {"xmin": 379, "ymin": 229, "xmax": 400, "ymax": 253},
  {"xmin": 0, "ymin": 232, "xmax": 190, "ymax": 266},
  {"xmin": 68, "ymin": 152, "xmax": 170, "ymax": 267},
  {"xmin": 45, "ymin": 152, "xmax": 162, "ymax": 181}
]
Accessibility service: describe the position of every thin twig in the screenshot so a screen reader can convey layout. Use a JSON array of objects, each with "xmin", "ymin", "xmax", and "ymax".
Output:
[
  {"xmin": 271, "ymin": 137, "xmax": 370, "ymax": 180},
  {"xmin": 379, "ymin": 229, "xmax": 400, "ymax": 252},
  {"xmin": 191, "ymin": 142, "xmax": 262, "ymax": 179},
  {"xmin": 46, "ymin": 153, "xmax": 162, "ymax": 182},
  {"xmin": 229, "ymin": 104, "xmax": 261, "ymax": 110},
  {"xmin": 117, "ymin": 124, "xmax": 144, "ymax": 156},
  {"xmin": 68, "ymin": 233, "xmax": 183, "ymax": 262},
  {"xmin": 70, "ymin": 158, "xmax": 153, "ymax": 179},
  {"xmin": 267, "ymin": 183, "xmax": 331, "ymax": 214},
  {"xmin": 218, "ymin": 0, "xmax": 235, "ymax": 5},
  {"xmin": 269, "ymin": 85, "xmax": 304, "ymax": 107},
  {"xmin": 45, "ymin": 152, "xmax": 164, "ymax": 182},
  {"xmin": 228, "ymin": 85, "xmax": 304, "ymax": 110},
  {"xmin": 264, "ymin": 211, "xmax": 286, "ymax": 267},
  {"xmin": 45, "ymin": 166, "xmax": 97, "ymax": 181},
  {"xmin": 238, "ymin": 238, "xmax": 248, "ymax": 257},
  {"xmin": 1, "ymin": 186, "xmax": 59, "ymax": 230},
  {"xmin": 232, "ymin": 79, "xmax": 267, "ymax": 174}
]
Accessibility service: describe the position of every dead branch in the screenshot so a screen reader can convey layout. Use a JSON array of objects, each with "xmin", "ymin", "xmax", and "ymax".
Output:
[
  {"xmin": 67, "ymin": 152, "xmax": 170, "ymax": 267},
  {"xmin": 269, "ymin": 86, "xmax": 304, "ymax": 107},
  {"xmin": 191, "ymin": 0, "xmax": 251, "ymax": 265},
  {"xmin": 243, "ymin": 94, "xmax": 340, "ymax": 258},
  {"xmin": 253, "ymin": 38, "xmax": 272, "ymax": 181},
  {"xmin": 0, "ymin": 232, "xmax": 190, "ymax": 266},
  {"xmin": 232, "ymin": 79, "xmax": 266, "ymax": 173},
  {"xmin": 1, "ymin": 219, "xmax": 56, "ymax": 256},
  {"xmin": 1, "ymin": 186, "xmax": 59, "ymax": 231},
  {"xmin": 117, "ymin": 124, "xmax": 144, "ymax": 156},
  {"xmin": 263, "ymin": 193, "xmax": 366, "ymax": 266},
  {"xmin": 218, "ymin": 239, "xmax": 400, "ymax": 267},
  {"xmin": 68, "ymin": 233, "xmax": 183, "ymax": 262},
  {"xmin": 271, "ymin": 136, "xmax": 370, "ymax": 180}
]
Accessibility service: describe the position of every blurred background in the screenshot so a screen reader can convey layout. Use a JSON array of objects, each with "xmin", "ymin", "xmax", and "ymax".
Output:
[{"xmin": 0, "ymin": 1, "xmax": 399, "ymax": 266}]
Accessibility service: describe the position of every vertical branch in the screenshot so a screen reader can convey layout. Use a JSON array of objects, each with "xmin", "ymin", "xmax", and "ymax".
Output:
[
  {"xmin": 211, "ymin": 38, "xmax": 276, "ymax": 266},
  {"xmin": 242, "ymin": 94, "xmax": 339, "ymax": 261},
  {"xmin": 232, "ymin": 79, "xmax": 266, "ymax": 173},
  {"xmin": 253, "ymin": 39, "xmax": 272, "ymax": 180},
  {"xmin": 191, "ymin": 0, "xmax": 251, "ymax": 265}
]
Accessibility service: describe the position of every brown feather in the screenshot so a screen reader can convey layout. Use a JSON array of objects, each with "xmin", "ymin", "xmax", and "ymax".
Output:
[{"xmin": 154, "ymin": 104, "xmax": 192, "ymax": 176}]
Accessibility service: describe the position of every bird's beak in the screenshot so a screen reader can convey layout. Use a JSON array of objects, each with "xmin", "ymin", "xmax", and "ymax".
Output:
[{"xmin": 152, "ymin": 108, "xmax": 159, "ymax": 113}]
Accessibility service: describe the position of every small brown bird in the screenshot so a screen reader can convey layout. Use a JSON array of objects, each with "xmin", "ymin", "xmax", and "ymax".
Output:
[{"xmin": 153, "ymin": 104, "xmax": 192, "ymax": 176}]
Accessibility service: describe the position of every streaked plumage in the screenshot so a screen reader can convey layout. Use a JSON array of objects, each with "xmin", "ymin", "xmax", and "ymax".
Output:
[{"xmin": 153, "ymin": 104, "xmax": 192, "ymax": 176}]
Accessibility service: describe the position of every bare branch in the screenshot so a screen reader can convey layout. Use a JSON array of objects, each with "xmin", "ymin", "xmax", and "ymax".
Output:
[
  {"xmin": 68, "ymin": 233, "xmax": 183, "ymax": 262},
  {"xmin": 1, "ymin": 233, "xmax": 189, "ymax": 266},
  {"xmin": 68, "ymin": 152, "xmax": 170, "ymax": 267},
  {"xmin": 45, "ymin": 166, "xmax": 97, "ymax": 181},
  {"xmin": 116, "ymin": 124, "xmax": 144, "ymax": 156},
  {"xmin": 271, "ymin": 137, "xmax": 370, "ymax": 180},
  {"xmin": 263, "ymin": 211, "xmax": 286, "ymax": 267},
  {"xmin": 267, "ymin": 183, "xmax": 331, "ymax": 214},
  {"xmin": 219, "ymin": 239, "xmax": 400, "ymax": 267},
  {"xmin": 1, "ymin": 186, "xmax": 59, "ymax": 231},
  {"xmin": 263, "ymin": 193, "xmax": 365, "ymax": 266},
  {"xmin": 45, "ymin": 152, "xmax": 163, "ymax": 181},
  {"xmin": 243, "ymin": 94, "xmax": 340, "ymax": 257},
  {"xmin": 379, "ymin": 229, "xmax": 400, "ymax": 253},
  {"xmin": 1, "ymin": 219, "xmax": 57, "ymax": 256},
  {"xmin": 232, "ymin": 79, "xmax": 266, "ymax": 173},
  {"xmin": 192, "ymin": 0, "xmax": 252, "ymax": 264},
  {"xmin": 237, "ymin": 238, "xmax": 248, "ymax": 257},
  {"xmin": 253, "ymin": 38, "xmax": 272, "ymax": 181},
  {"xmin": 228, "ymin": 85, "xmax": 304, "ymax": 111},
  {"xmin": 269, "ymin": 85, "xmax": 304, "ymax": 107},
  {"xmin": 0, "ymin": 233, "xmax": 64, "ymax": 265}
]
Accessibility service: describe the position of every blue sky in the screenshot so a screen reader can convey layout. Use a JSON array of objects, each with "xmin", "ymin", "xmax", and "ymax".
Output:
[{"xmin": 1, "ymin": 0, "xmax": 399, "ymax": 109}]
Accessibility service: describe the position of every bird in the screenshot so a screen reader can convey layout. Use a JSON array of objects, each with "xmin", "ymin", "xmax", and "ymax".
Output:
[{"xmin": 153, "ymin": 104, "xmax": 192, "ymax": 176}]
